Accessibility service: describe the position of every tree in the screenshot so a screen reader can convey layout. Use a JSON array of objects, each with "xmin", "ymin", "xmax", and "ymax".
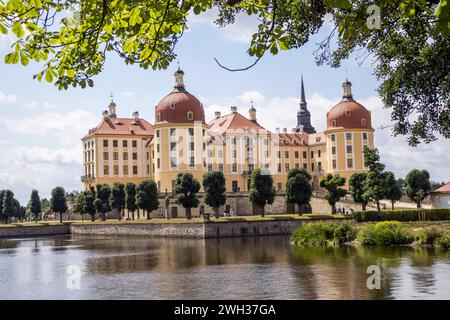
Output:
[
  {"xmin": 249, "ymin": 168, "xmax": 276, "ymax": 217},
  {"xmin": 405, "ymin": 169, "xmax": 432, "ymax": 208},
  {"xmin": 74, "ymin": 192, "xmax": 86, "ymax": 222},
  {"xmin": 136, "ymin": 180, "xmax": 159, "ymax": 220},
  {"xmin": 94, "ymin": 184, "xmax": 111, "ymax": 221},
  {"xmin": 110, "ymin": 182, "xmax": 126, "ymax": 220},
  {"xmin": 174, "ymin": 173, "xmax": 201, "ymax": 220},
  {"xmin": 125, "ymin": 182, "xmax": 137, "ymax": 220},
  {"xmin": 1, "ymin": 190, "xmax": 15, "ymax": 224},
  {"xmin": 285, "ymin": 168, "xmax": 312, "ymax": 215},
  {"xmin": 28, "ymin": 189, "xmax": 42, "ymax": 222},
  {"xmin": 349, "ymin": 172, "xmax": 368, "ymax": 211},
  {"xmin": 362, "ymin": 147, "xmax": 388, "ymax": 218},
  {"xmin": 203, "ymin": 171, "xmax": 227, "ymax": 219},
  {"xmin": 384, "ymin": 171, "xmax": 403, "ymax": 210},
  {"xmin": 0, "ymin": 190, "xmax": 5, "ymax": 224},
  {"xmin": 319, "ymin": 174, "xmax": 347, "ymax": 214},
  {"xmin": 84, "ymin": 190, "xmax": 96, "ymax": 222},
  {"xmin": 1, "ymin": 1, "xmax": 447, "ymax": 144},
  {"xmin": 50, "ymin": 186, "xmax": 68, "ymax": 223}
]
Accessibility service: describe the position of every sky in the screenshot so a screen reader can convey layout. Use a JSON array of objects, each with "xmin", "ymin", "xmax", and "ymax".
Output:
[{"xmin": 0, "ymin": 10, "xmax": 449, "ymax": 204}]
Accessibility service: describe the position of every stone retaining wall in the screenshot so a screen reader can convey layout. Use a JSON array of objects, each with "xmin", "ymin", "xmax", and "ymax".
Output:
[{"xmin": 0, "ymin": 224, "xmax": 70, "ymax": 238}]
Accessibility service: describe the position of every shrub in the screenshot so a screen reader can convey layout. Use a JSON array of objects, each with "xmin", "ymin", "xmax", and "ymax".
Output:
[
  {"xmin": 413, "ymin": 228, "xmax": 443, "ymax": 245},
  {"xmin": 435, "ymin": 234, "xmax": 450, "ymax": 250},
  {"xmin": 352, "ymin": 208, "xmax": 450, "ymax": 222},
  {"xmin": 291, "ymin": 222, "xmax": 357, "ymax": 247},
  {"xmin": 357, "ymin": 221, "xmax": 414, "ymax": 246}
]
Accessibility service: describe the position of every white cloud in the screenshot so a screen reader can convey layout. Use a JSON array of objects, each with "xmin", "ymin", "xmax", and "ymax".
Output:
[
  {"xmin": 120, "ymin": 90, "xmax": 134, "ymax": 97},
  {"xmin": 0, "ymin": 109, "xmax": 97, "ymax": 144},
  {"xmin": 22, "ymin": 100, "xmax": 57, "ymax": 110},
  {"xmin": 0, "ymin": 91, "xmax": 17, "ymax": 103}
]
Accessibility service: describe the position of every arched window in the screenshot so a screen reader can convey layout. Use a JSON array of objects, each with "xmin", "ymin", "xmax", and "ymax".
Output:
[
  {"xmin": 346, "ymin": 110, "xmax": 352, "ymax": 116},
  {"xmin": 331, "ymin": 120, "xmax": 337, "ymax": 127},
  {"xmin": 187, "ymin": 111, "xmax": 193, "ymax": 120},
  {"xmin": 361, "ymin": 118, "xmax": 367, "ymax": 127}
]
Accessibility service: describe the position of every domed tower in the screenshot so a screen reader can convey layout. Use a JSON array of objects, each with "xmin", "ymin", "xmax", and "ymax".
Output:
[
  {"xmin": 151, "ymin": 67, "xmax": 208, "ymax": 193},
  {"xmin": 324, "ymin": 79, "xmax": 375, "ymax": 185}
]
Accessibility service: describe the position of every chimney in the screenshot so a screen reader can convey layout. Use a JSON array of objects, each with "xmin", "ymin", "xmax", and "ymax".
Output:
[
  {"xmin": 249, "ymin": 107, "xmax": 257, "ymax": 122},
  {"xmin": 283, "ymin": 128, "xmax": 287, "ymax": 133},
  {"xmin": 214, "ymin": 111, "xmax": 221, "ymax": 119},
  {"xmin": 230, "ymin": 106, "xmax": 237, "ymax": 113},
  {"xmin": 132, "ymin": 111, "xmax": 139, "ymax": 121},
  {"xmin": 275, "ymin": 127, "xmax": 280, "ymax": 133},
  {"xmin": 102, "ymin": 110, "xmax": 108, "ymax": 119},
  {"xmin": 292, "ymin": 128, "xmax": 297, "ymax": 133}
]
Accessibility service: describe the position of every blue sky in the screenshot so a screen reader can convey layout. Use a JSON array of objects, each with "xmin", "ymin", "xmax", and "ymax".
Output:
[{"xmin": 0, "ymin": 11, "xmax": 448, "ymax": 203}]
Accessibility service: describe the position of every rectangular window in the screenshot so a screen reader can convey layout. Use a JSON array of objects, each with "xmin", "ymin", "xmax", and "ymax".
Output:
[
  {"xmin": 123, "ymin": 140, "xmax": 127, "ymax": 147},
  {"xmin": 346, "ymin": 145, "xmax": 353, "ymax": 154},
  {"xmin": 218, "ymin": 150, "xmax": 223, "ymax": 158},
  {"xmin": 156, "ymin": 130, "xmax": 160, "ymax": 138},
  {"xmin": 332, "ymin": 159, "xmax": 337, "ymax": 169},
  {"xmin": 285, "ymin": 163, "xmax": 289, "ymax": 172},
  {"xmin": 277, "ymin": 151, "xmax": 281, "ymax": 158},
  {"xmin": 295, "ymin": 151, "xmax": 299, "ymax": 159},
  {"xmin": 363, "ymin": 132, "xmax": 368, "ymax": 140},
  {"xmin": 233, "ymin": 150, "xmax": 237, "ymax": 158},
  {"xmin": 133, "ymin": 166, "xmax": 138, "ymax": 175},
  {"xmin": 157, "ymin": 144, "xmax": 160, "ymax": 153},
  {"xmin": 207, "ymin": 150, "xmax": 213, "ymax": 157},
  {"xmin": 103, "ymin": 151, "xmax": 109, "ymax": 160},
  {"xmin": 123, "ymin": 165, "xmax": 128, "ymax": 175},
  {"xmin": 311, "ymin": 150, "xmax": 314, "ymax": 158},
  {"xmin": 347, "ymin": 158, "xmax": 353, "ymax": 168},
  {"xmin": 103, "ymin": 165, "xmax": 109, "ymax": 175},
  {"xmin": 232, "ymin": 163, "xmax": 237, "ymax": 172},
  {"xmin": 332, "ymin": 146, "xmax": 336, "ymax": 155},
  {"xmin": 170, "ymin": 142, "xmax": 177, "ymax": 151},
  {"xmin": 170, "ymin": 128, "xmax": 176, "ymax": 136},
  {"xmin": 171, "ymin": 157, "xmax": 177, "ymax": 168},
  {"xmin": 132, "ymin": 140, "xmax": 137, "ymax": 148},
  {"xmin": 277, "ymin": 163, "xmax": 282, "ymax": 173},
  {"xmin": 188, "ymin": 128, "xmax": 194, "ymax": 136},
  {"xmin": 146, "ymin": 152, "xmax": 149, "ymax": 160},
  {"xmin": 311, "ymin": 163, "xmax": 315, "ymax": 172},
  {"xmin": 113, "ymin": 152, "xmax": 118, "ymax": 161},
  {"xmin": 232, "ymin": 137, "xmax": 237, "ymax": 145},
  {"xmin": 207, "ymin": 164, "xmax": 213, "ymax": 172},
  {"xmin": 157, "ymin": 158, "xmax": 160, "ymax": 169},
  {"xmin": 190, "ymin": 142, "xmax": 194, "ymax": 151},
  {"xmin": 318, "ymin": 149, "xmax": 321, "ymax": 158},
  {"xmin": 303, "ymin": 163, "xmax": 307, "ymax": 169},
  {"xmin": 285, "ymin": 151, "xmax": 289, "ymax": 158},
  {"xmin": 113, "ymin": 165, "xmax": 119, "ymax": 175},
  {"xmin": 132, "ymin": 152, "xmax": 137, "ymax": 160},
  {"xmin": 303, "ymin": 151, "xmax": 307, "ymax": 159},
  {"xmin": 346, "ymin": 133, "xmax": 352, "ymax": 141},
  {"xmin": 103, "ymin": 140, "xmax": 108, "ymax": 147},
  {"xmin": 277, "ymin": 183, "xmax": 282, "ymax": 192},
  {"xmin": 172, "ymin": 180, "xmax": 177, "ymax": 189},
  {"xmin": 147, "ymin": 165, "xmax": 150, "ymax": 174},
  {"xmin": 113, "ymin": 140, "xmax": 118, "ymax": 148},
  {"xmin": 218, "ymin": 164, "xmax": 224, "ymax": 171},
  {"xmin": 123, "ymin": 152, "xmax": 128, "ymax": 160},
  {"xmin": 295, "ymin": 163, "xmax": 300, "ymax": 169},
  {"xmin": 331, "ymin": 134, "xmax": 336, "ymax": 142},
  {"xmin": 190, "ymin": 156, "xmax": 195, "ymax": 167},
  {"xmin": 318, "ymin": 162, "xmax": 322, "ymax": 171},
  {"xmin": 232, "ymin": 181, "xmax": 238, "ymax": 192},
  {"xmin": 264, "ymin": 138, "xmax": 268, "ymax": 145}
]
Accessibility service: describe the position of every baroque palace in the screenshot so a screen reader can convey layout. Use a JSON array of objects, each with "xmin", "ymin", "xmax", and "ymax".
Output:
[{"xmin": 81, "ymin": 68, "xmax": 374, "ymax": 196}]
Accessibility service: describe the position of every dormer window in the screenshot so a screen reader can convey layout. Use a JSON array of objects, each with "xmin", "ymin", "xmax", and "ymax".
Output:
[
  {"xmin": 170, "ymin": 101, "xmax": 176, "ymax": 109},
  {"xmin": 331, "ymin": 120, "xmax": 337, "ymax": 127},
  {"xmin": 346, "ymin": 110, "xmax": 352, "ymax": 116},
  {"xmin": 187, "ymin": 111, "xmax": 193, "ymax": 120},
  {"xmin": 157, "ymin": 113, "xmax": 161, "ymax": 122},
  {"xmin": 361, "ymin": 118, "xmax": 367, "ymax": 127}
]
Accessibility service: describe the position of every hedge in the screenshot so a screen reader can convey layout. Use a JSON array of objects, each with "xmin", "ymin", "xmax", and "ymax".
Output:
[{"xmin": 352, "ymin": 208, "xmax": 450, "ymax": 222}]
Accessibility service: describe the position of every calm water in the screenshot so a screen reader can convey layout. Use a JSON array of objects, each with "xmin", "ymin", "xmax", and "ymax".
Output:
[{"xmin": 1, "ymin": 235, "xmax": 450, "ymax": 299}]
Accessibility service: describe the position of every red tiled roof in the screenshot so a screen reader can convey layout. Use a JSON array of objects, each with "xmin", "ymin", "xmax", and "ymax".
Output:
[
  {"xmin": 278, "ymin": 132, "xmax": 325, "ymax": 146},
  {"xmin": 326, "ymin": 100, "xmax": 373, "ymax": 130},
  {"xmin": 432, "ymin": 183, "xmax": 450, "ymax": 193},
  {"xmin": 208, "ymin": 112, "xmax": 268, "ymax": 134},
  {"xmin": 84, "ymin": 117, "xmax": 153, "ymax": 138}
]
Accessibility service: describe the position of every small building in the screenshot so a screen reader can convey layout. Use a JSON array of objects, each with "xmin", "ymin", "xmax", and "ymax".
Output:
[{"xmin": 430, "ymin": 183, "xmax": 450, "ymax": 209}]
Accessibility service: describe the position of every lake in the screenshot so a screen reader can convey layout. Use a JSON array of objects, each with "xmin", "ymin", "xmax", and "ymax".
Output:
[{"xmin": 1, "ymin": 235, "xmax": 449, "ymax": 299}]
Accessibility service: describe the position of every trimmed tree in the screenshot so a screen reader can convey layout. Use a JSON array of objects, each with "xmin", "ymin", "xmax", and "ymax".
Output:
[
  {"xmin": 362, "ymin": 147, "xmax": 388, "ymax": 219},
  {"xmin": 349, "ymin": 172, "xmax": 368, "ymax": 211},
  {"xmin": 74, "ymin": 192, "xmax": 86, "ymax": 222},
  {"xmin": 110, "ymin": 182, "xmax": 126, "ymax": 221},
  {"xmin": 28, "ymin": 189, "xmax": 42, "ymax": 222},
  {"xmin": 286, "ymin": 168, "xmax": 312, "ymax": 215},
  {"xmin": 84, "ymin": 190, "xmax": 96, "ymax": 221},
  {"xmin": 0, "ymin": 190, "xmax": 6, "ymax": 224},
  {"xmin": 249, "ymin": 168, "xmax": 276, "ymax": 217},
  {"xmin": 203, "ymin": 171, "xmax": 226, "ymax": 219},
  {"xmin": 50, "ymin": 186, "xmax": 68, "ymax": 223},
  {"xmin": 385, "ymin": 171, "xmax": 403, "ymax": 210},
  {"xmin": 319, "ymin": 174, "xmax": 347, "ymax": 214},
  {"xmin": 125, "ymin": 182, "xmax": 137, "ymax": 220},
  {"xmin": 174, "ymin": 173, "xmax": 200, "ymax": 220},
  {"xmin": 405, "ymin": 169, "xmax": 432, "ymax": 208},
  {"xmin": 94, "ymin": 184, "xmax": 111, "ymax": 221},
  {"xmin": 136, "ymin": 179, "xmax": 159, "ymax": 220},
  {"xmin": 2, "ymin": 190, "xmax": 15, "ymax": 224}
]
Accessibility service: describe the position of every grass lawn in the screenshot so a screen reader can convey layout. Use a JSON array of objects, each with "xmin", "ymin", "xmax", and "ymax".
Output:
[{"xmin": 0, "ymin": 213, "xmax": 347, "ymax": 227}]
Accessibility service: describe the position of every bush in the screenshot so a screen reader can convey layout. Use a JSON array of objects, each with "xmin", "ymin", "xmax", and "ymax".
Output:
[
  {"xmin": 435, "ymin": 234, "xmax": 450, "ymax": 250},
  {"xmin": 413, "ymin": 228, "xmax": 443, "ymax": 245},
  {"xmin": 291, "ymin": 222, "xmax": 357, "ymax": 247},
  {"xmin": 352, "ymin": 208, "xmax": 450, "ymax": 222},
  {"xmin": 357, "ymin": 221, "xmax": 414, "ymax": 246}
]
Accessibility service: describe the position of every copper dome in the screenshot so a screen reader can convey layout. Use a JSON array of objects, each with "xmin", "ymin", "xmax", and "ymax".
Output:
[
  {"xmin": 326, "ymin": 80, "xmax": 372, "ymax": 130},
  {"xmin": 155, "ymin": 69, "xmax": 205, "ymax": 124}
]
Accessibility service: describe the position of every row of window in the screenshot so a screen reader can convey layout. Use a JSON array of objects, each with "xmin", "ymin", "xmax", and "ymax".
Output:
[
  {"xmin": 103, "ymin": 152, "xmax": 140, "ymax": 161},
  {"xmin": 103, "ymin": 139, "xmax": 138, "ymax": 148},
  {"xmin": 103, "ymin": 165, "xmax": 139, "ymax": 176},
  {"xmin": 84, "ymin": 140, "xmax": 94, "ymax": 150}
]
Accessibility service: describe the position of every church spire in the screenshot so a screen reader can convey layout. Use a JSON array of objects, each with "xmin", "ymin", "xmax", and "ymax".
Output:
[
  {"xmin": 296, "ymin": 74, "xmax": 316, "ymax": 134},
  {"xmin": 173, "ymin": 61, "xmax": 187, "ymax": 93}
]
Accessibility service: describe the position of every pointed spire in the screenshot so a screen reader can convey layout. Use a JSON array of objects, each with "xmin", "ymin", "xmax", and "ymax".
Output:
[
  {"xmin": 296, "ymin": 73, "xmax": 316, "ymax": 134},
  {"xmin": 300, "ymin": 74, "xmax": 306, "ymax": 106}
]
